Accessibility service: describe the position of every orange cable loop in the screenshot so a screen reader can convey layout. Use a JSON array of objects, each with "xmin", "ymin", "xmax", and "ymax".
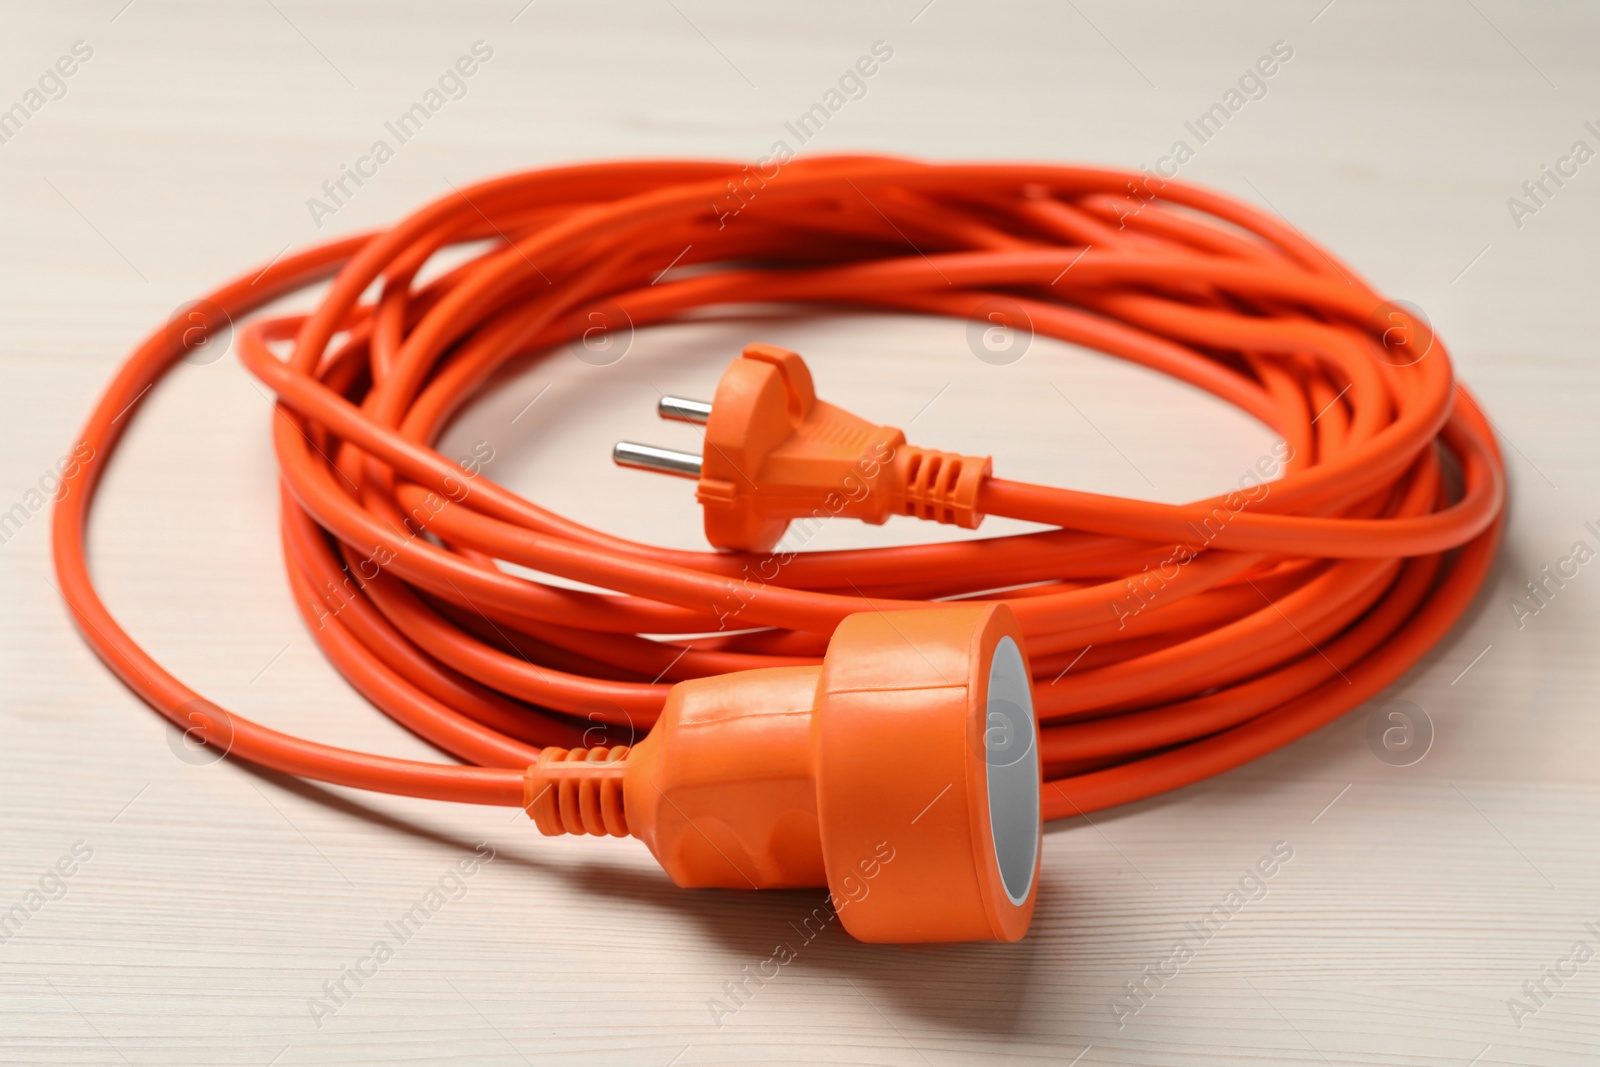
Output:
[{"xmin": 51, "ymin": 156, "xmax": 1505, "ymax": 817}]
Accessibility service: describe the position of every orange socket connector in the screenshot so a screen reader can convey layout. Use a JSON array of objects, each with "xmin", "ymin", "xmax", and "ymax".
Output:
[
  {"xmin": 615, "ymin": 343, "xmax": 991, "ymax": 552},
  {"xmin": 524, "ymin": 601, "xmax": 1040, "ymax": 943}
]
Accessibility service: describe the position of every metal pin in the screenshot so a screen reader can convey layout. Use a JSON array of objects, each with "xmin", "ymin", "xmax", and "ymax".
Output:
[
  {"xmin": 613, "ymin": 441, "xmax": 702, "ymax": 479},
  {"xmin": 658, "ymin": 396, "xmax": 712, "ymax": 424}
]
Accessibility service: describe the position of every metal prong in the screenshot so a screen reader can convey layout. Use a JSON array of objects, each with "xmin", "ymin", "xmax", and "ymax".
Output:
[
  {"xmin": 613, "ymin": 441, "xmax": 703, "ymax": 479},
  {"xmin": 658, "ymin": 396, "xmax": 712, "ymax": 424}
]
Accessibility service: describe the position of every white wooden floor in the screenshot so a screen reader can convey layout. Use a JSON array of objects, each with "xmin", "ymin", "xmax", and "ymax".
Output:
[{"xmin": 2, "ymin": 1, "xmax": 1598, "ymax": 1064}]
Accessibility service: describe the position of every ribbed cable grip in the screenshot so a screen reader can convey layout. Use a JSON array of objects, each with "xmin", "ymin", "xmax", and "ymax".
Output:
[
  {"xmin": 897, "ymin": 445, "xmax": 991, "ymax": 528},
  {"xmin": 524, "ymin": 746, "xmax": 631, "ymax": 837}
]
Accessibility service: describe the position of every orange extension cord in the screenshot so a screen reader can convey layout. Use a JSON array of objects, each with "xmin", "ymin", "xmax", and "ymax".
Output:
[{"xmin": 52, "ymin": 157, "xmax": 1506, "ymax": 819}]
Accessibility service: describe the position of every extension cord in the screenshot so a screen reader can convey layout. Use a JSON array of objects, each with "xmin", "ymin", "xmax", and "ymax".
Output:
[{"xmin": 52, "ymin": 157, "xmax": 1505, "ymax": 942}]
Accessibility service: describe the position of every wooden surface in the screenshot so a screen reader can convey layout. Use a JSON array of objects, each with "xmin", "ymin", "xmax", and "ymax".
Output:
[{"xmin": 3, "ymin": 1, "xmax": 1599, "ymax": 1064}]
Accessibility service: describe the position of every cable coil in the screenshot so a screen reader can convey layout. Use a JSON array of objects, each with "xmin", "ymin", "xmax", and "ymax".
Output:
[{"xmin": 52, "ymin": 157, "xmax": 1506, "ymax": 818}]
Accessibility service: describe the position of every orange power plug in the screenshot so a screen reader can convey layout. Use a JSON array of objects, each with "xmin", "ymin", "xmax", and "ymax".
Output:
[
  {"xmin": 524, "ymin": 602, "xmax": 1041, "ymax": 943},
  {"xmin": 615, "ymin": 343, "xmax": 992, "ymax": 552}
]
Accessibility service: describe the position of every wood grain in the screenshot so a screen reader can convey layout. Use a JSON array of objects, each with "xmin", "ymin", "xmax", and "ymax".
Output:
[{"xmin": 1, "ymin": 1, "xmax": 1597, "ymax": 1064}]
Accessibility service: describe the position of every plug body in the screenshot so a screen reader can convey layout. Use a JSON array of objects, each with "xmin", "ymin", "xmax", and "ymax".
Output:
[
  {"xmin": 617, "ymin": 344, "xmax": 992, "ymax": 552},
  {"xmin": 525, "ymin": 602, "xmax": 1041, "ymax": 943}
]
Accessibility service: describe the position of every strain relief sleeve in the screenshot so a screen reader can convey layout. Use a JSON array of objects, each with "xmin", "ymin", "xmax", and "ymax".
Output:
[
  {"xmin": 893, "ymin": 445, "xmax": 991, "ymax": 529},
  {"xmin": 524, "ymin": 746, "xmax": 631, "ymax": 837}
]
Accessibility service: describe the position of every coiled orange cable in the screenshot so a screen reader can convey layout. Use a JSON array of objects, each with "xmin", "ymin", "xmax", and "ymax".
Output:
[{"xmin": 51, "ymin": 157, "xmax": 1505, "ymax": 817}]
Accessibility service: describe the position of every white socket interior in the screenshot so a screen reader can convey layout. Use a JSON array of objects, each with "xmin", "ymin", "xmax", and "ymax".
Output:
[{"xmin": 985, "ymin": 635, "xmax": 1039, "ymax": 906}]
